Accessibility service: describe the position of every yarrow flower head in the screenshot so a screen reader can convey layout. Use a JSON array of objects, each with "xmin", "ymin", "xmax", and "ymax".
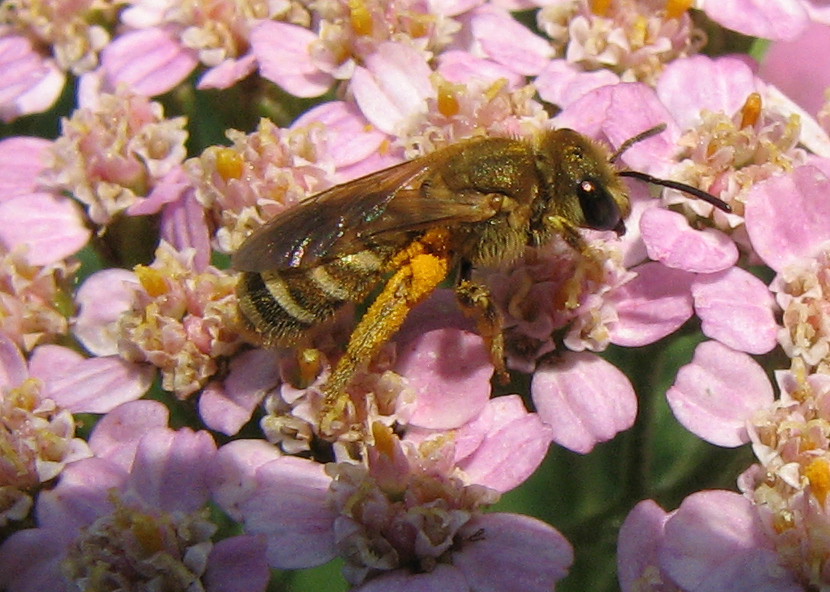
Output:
[
  {"xmin": 0, "ymin": 247, "xmax": 76, "ymax": 351},
  {"xmin": 538, "ymin": 0, "xmax": 701, "ymax": 83},
  {"xmin": 43, "ymin": 89, "xmax": 188, "ymax": 226},
  {"xmin": 186, "ymin": 117, "xmax": 335, "ymax": 255},
  {"xmin": 0, "ymin": 334, "xmax": 91, "ymax": 527}
]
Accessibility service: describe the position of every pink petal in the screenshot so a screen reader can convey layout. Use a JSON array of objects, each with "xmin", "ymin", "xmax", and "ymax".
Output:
[
  {"xmin": 198, "ymin": 54, "xmax": 258, "ymax": 90},
  {"xmin": 532, "ymin": 352, "xmax": 637, "ymax": 453},
  {"xmin": 657, "ymin": 55, "xmax": 760, "ymax": 130},
  {"xmin": 609, "ymin": 261, "xmax": 695, "ymax": 346},
  {"xmin": 101, "ymin": 28, "xmax": 198, "ymax": 97},
  {"xmin": 0, "ymin": 192, "xmax": 90, "ymax": 265},
  {"xmin": 0, "ymin": 332, "xmax": 27, "ymax": 388},
  {"xmin": 617, "ymin": 500, "xmax": 671, "ymax": 592},
  {"xmin": 199, "ymin": 349, "xmax": 280, "ymax": 435},
  {"xmin": 454, "ymin": 513, "xmax": 573, "ymax": 592},
  {"xmin": 641, "ymin": 208, "xmax": 738, "ymax": 273},
  {"xmin": 396, "ymin": 327, "xmax": 493, "ymax": 430},
  {"xmin": 535, "ymin": 59, "xmax": 620, "ymax": 108},
  {"xmin": 205, "ymin": 535, "xmax": 270, "ymax": 592},
  {"xmin": 666, "ymin": 341, "xmax": 774, "ymax": 447},
  {"xmin": 128, "ymin": 167, "xmax": 190, "ymax": 215},
  {"xmin": 356, "ymin": 565, "xmax": 469, "ymax": 592},
  {"xmin": 87, "ymin": 400, "xmax": 170, "ymax": 470},
  {"xmin": 241, "ymin": 456, "xmax": 337, "ymax": 569},
  {"xmin": 692, "ymin": 267, "xmax": 778, "ymax": 355},
  {"xmin": 211, "ymin": 440, "xmax": 282, "ymax": 521},
  {"xmin": 759, "ymin": 22, "xmax": 830, "ymax": 116},
  {"xmin": 465, "ymin": 5, "xmax": 552, "ymax": 75},
  {"xmin": 291, "ymin": 101, "xmax": 387, "ymax": 169},
  {"xmin": 28, "ymin": 344, "xmax": 83, "ymax": 383},
  {"xmin": 745, "ymin": 164, "xmax": 830, "ymax": 271},
  {"xmin": 0, "ymin": 529, "xmax": 67, "ymax": 592},
  {"xmin": 44, "ymin": 355, "xmax": 155, "ymax": 413},
  {"xmin": 456, "ymin": 396, "xmax": 553, "ymax": 493},
  {"xmin": 251, "ymin": 21, "xmax": 332, "ymax": 97},
  {"xmin": 661, "ymin": 490, "xmax": 801, "ymax": 592},
  {"xmin": 159, "ymin": 189, "xmax": 211, "ymax": 271},
  {"xmin": 73, "ymin": 269, "xmax": 140, "ymax": 356},
  {"xmin": 129, "ymin": 427, "xmax": 217, "ymax": 512},
  {"xmin": 0, "ymin": 136, "xmax": 51, "ymax": 199},
  {"xmin": 703, "ymin": 0, "xmax": 808, "ymax": 41},
  {"xmin": 553, "ymin": 83, "xmax": 678, "ymax": 176},
  {"xmin": 436, "ymin": 50, "xmax": 525, "ymax": 88},
  {"xmin": 0, "ymin": 35, "xmax": 65, "ymax": 122},
  {"xmin": 351, "ymin": 42, "xmax": 434, "ymax": 135}
]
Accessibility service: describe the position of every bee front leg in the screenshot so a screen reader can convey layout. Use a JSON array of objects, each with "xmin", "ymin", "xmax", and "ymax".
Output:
[{"xmin": 454, "ymin": 262, "xmax": 509, "ymax": 384}]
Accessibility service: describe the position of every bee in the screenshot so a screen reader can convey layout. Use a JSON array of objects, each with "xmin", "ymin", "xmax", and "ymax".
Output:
[{"xmin": 233, "ymin": 125, "xmax": 729, "ymax": 432}]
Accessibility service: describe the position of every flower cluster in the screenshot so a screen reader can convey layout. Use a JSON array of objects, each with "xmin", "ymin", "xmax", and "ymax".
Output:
[{"xmin": 3, "ymin": 1, "xmax": 830, "ymax": 591}]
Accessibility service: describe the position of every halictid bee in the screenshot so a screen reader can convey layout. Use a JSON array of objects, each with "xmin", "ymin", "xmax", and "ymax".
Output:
[{"xmin": 233, "ymin": 125, "xmax": 730, "ymax": 431}]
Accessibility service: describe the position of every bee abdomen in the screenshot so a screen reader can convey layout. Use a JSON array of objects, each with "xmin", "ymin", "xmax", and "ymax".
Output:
[{"xmin": 237, "ymin": 249, "xmax": 388, "ymax": 347}]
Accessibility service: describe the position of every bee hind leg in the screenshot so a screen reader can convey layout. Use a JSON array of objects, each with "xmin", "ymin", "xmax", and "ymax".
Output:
[{"xmin": 454, "ymin": 262, "xmax": 509, "ymax": 384}]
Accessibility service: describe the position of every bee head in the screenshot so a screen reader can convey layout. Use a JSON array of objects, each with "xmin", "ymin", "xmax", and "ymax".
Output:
[{"xmin": 533, "ymin": 129, "xmax": 631, "ymax": 240}]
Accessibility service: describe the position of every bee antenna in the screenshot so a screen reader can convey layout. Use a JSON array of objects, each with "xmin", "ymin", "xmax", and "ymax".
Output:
[
  {"xmin": 618, "ymin": 169, "xmax": 732, "ymax": 213},
  {"xmin": 610, "ymin": 123, "xmax": 668, "ymax": 163}
]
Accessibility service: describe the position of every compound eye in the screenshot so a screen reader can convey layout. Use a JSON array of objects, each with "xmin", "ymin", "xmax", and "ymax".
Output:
[{"xmin": 577, "ymin": 178, "xmax": 623, "ymax": 233}]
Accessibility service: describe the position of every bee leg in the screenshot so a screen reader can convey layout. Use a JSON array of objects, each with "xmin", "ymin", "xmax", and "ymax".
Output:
[
  {"xmin": 320, "ymin": 230, "xmax": 452, "ymax": 435},
  {"xmin": 454, "ymin": 261, "xmax": 509, "ymax": 384}
]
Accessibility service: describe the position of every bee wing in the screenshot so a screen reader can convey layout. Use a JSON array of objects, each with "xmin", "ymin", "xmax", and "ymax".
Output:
[{"xmin": 233, "ymin": 154, "xmax": 498, "ymax": 272}]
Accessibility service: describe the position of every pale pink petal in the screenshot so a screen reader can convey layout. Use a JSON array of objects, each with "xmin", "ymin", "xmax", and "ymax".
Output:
[
  {"xmin": 396, "ymin": 328, "xmax": 493, "ymax": 430},
  {"xmin": 28, "ymin": 344, "xmax": 83, "ymax": 383},
  {"xmin": 609, "ymin": 262, "xmax": 695, "ymax": 346},
  {"xmin": 241, "ymin": 456, "xmax": 337, "ymax": 569},
  {"xmin": 0, "ymin": 193, "xmax": 90, "ymax": 265},
  {"xmin": 744, "ymin": 164, "xmax": 830, "ymax": 271},
  {"xmin": 88, "ymin": 400, "xmax": 170, "ymax": 470},
  {"xmin": 456, "ymin": 396, "xmax": 553, "ymax": 492},
  {"xmin": 205, "ymin": 535, "xmax": 270, "ymax": 592},
  {"xmin": 436, "ymin": 50, "xmax": 524, "ymax": 87},
  {"xmin": 0, "ymin": 136, "xmax": 51, "ymax": 199},
  {"xmin": 356, "ymin": 565, "xmax": 469, "ymax": 592},
  {"xmin": 251, "ymin": 21, "xmax": 332, "ymax": 97},
  {"xmin": 692, "ymin": 267, "xmax": 778, "ymax": 355},
  {"xmin": 199, "ymin": 349, "xmax": 279, "ymax": 435},
  {"xmin": 74, "ymin": 269, "xmax": 140, "ymax": 356},
  {"xmin": 128, "ymin": 167, "xmax": 190, "ymax": 215},
  {"xmin": 641, "ymin": 208, "xmax": 738, "ymax": 273},
  {"xmin": 666, "ymin": 341, "xmax": 774, "ymax": 447},
  {"xmin": 661, "ymin": 490, "xmax": 801, "ymax": 592},
  {"xmin": 44, "ymin": 356, "xmax": 155, "ymax": 413},
  {"xmin": 535, "ymin": 60, "xmax": 620, "ymax": 109},
  {"xmin": 464, "ymin": 5, "xmax": 552, "ymax": 75},
  {"xmin": 0, "ymin": 529, "xmax": 69, "ymax": 592},
  {"xmin": 532, "ymin": 352, "xmax": 637, "ymax": 453},
  {"xmin": 159, "ymin": 189, "xmax": 211, "ymax": 270},
  {"xmin": 129, "ymin": 427, "xmax": 216, "ymax": 512},
  {"xmin": 618, "ymin": 500, "xmax": 671, "ymax": 592},
  {"xmin": 0, "ymin": 35, "xmax": 65, "ymax": 122},
  {"xmin": 454, "ymin": 513, "xmax": 573, "ymax": 592},
  {"xmin": 291, "ymin": 101, "xmax": 388, "ymax": 169},
  {"xmin": 553, "ymin": 83, "xmax": 678, "ymax": 176},
  {"xmin": 101, "ymin": 28, "xmax": 198, "ymax": 97},
  {"xmin": 198, "ymin": 54, "xmax": 258, "ymax": 90},
  {"xmin": 759, "ymin": 22, "xmax": 830, "ymax": 116},
  {"xmin": 703, "ymin": 0, "xmax": 808, "ymax": 41},
  {"xmin": 211, "ymin": 440, "xmax": 282, "ymax": 521},
  {"xmin": 351, "ymin": 42, "xmax": 434, "ymax": 135},
  {"xmin": 0, "ymin": 332, "xmax": 27, "ymax": 388},
  {"xmin": 657, "ymin": 55, "xmax": 760, "ymax": 130}
]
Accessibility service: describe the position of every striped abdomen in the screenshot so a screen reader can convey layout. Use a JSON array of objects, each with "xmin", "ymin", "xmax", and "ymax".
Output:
[{"xmin": 237, "ymin": 249, "xmax": 391, "ymax": 347}]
